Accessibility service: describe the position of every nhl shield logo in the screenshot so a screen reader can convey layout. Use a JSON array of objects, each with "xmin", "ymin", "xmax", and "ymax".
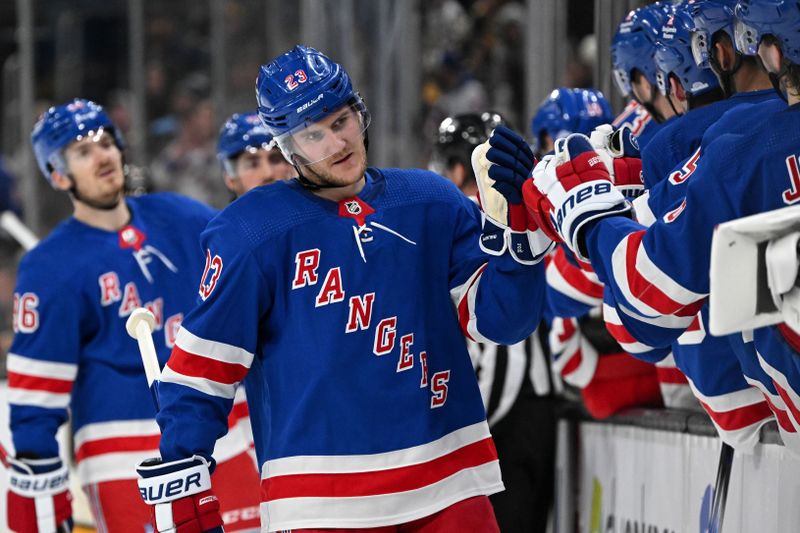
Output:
[{"xmin": 344, "ymin": 200, "xmax": 362, "ymax": 216}]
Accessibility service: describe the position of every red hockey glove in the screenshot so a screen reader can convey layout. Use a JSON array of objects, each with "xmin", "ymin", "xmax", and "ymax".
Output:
[
  {"xmin": 589, "ymin": 124, "xmax": 645, "ymax": 200},
  {"xmin": 472, "ymin": 126, "xmax": 555, "ymax": 264},
  {"xmin": 7, "ymin": 456, "xmax": 73, "ymax": 533},
  {"xmin": 137, "ymin": 455, "xmax": 224, "ymax": 533},
  {"xmin": 530, "ymin": 134, "xmax": 632, "ymax": 261}
]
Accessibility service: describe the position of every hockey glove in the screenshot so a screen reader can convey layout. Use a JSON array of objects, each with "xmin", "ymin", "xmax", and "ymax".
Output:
[
  {"xmin": 588, "ymin": 124, "xmax": 645, "ymax": 200},
  {"xmin": 530, "ymin": 133, "xmax": 632, "ymax": 261},
  {"xmin": 137, "ymin": 455, "xmax": 224, "ymax": 533},
  {"xmin": 472, "ymin": 125, "xmax": 554, "ymax": 264},
  {"xmin": 7, "ymin": 456, "xmax": 73, "ymax": 533}
]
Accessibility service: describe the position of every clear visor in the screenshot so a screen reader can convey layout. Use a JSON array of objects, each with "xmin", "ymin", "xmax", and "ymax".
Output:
[
  {"xmin": 613, "ymin": 68, "xmax": 632, "ymax": 97},
  {"xmin": 734, "ymin": 20, "xmax": 760, "ymax": 56},
  {"xmin": 691, "ymin": 30, "xmax": 711, "ymax": 68},
  {"xmin": 655, "ymin": 70, "xmax": 669, "ymax": 96},
  {"xmin": 274, "ymin": 101, "xmax": 371, "ymax": 166},
  {"xmin": 51, "ymin": 126, "xmax": 112, "ymax": 173}
]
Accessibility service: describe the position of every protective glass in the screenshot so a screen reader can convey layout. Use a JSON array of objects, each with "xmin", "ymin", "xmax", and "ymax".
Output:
[
  {"xmin": 734, "ymin": 19, "xmax": 760, "ymax": 56},
  {"xmin": 274, "ymin": 100, "xmax": 371, "ymax": 166},
  {"xmin": 613, "ymin": 68, "xmax": 632, "ymax": 97},
  {"xmin": 691, "ymin": 30, "xmax": 711, "ymax": 68}
]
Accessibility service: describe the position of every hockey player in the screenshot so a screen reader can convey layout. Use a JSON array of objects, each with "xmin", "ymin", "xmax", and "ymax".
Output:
[
  {"xmin": 135, "ymin": 46, "xmax": 552, "ymax": 532},
  {"xmin": 529, "ymin": 88, "xmax": 613, "ymax": 157},
  {"xmin": 6, "ymin": 99, "xmax": 262, "ymax": 533},
  {"xmin": 515, "ymin": 0, "xmax": 800, "ymax": 454},
  {"xmin": 431, "ymin": 111, "xmax": 557, "ymax": 533},
  {"xmin": 610, "ymin": 1, "xmax": 677, "ymax": 147},
  {"xmin": 217, "ymin": 111, "xmax": 296, "ymax": 198}
]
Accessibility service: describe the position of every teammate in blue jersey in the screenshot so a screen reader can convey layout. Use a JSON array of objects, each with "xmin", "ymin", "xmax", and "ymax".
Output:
[
  {"xmin": 431, "ymin": 111, "xmax": 558, "ymax": 533},
  {"xmin": 530, "ymin": 88, "xmax": 613, "ymax": 157},
  {"xmin": 515, "ymin": 0, "xmax": 800, "ymax": 456},
  {"xmin": 6, "ymin": 99, "xmax": 262, "ymax": 533},
  {"xmin": 217, "ymin": 111, "xmax": 296, "ymax": 199},
  {"xmin": 135, "ymin": 46, "xmax": 551, "ymax": 533}
]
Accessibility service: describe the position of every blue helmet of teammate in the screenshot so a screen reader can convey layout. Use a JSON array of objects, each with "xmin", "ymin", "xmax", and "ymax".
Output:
[
  {"xmin": 217, "ymin": 111, "xmax": 274, "ymax": 175},
  {"xmin": 653, "ymin": 4, "xmax": 721, "ymax": 98},
  {"xmin": 530, "ymin": 88, "xmax": 614, "ymax": 151},
  {"xmin": 611, "ymin": 2, "xmax": 675, "ymax": 97},
  {"xmin": 255, "ymin": 45, "xmax": 370, "ymax": 165},
  {"xmin": 734, "ymin": 0, "xmax": 800, "ymax": 64},
  {"xmin": 687, "ymin": 0, "xmax": 740, "ymax": 68},
  {"xmin": 31, "ymin": 98, "xmax": 125, "ymax": 186}
]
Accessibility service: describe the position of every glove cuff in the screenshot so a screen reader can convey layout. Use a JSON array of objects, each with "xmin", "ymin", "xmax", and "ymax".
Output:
[
  {"xmin": 8, "ymin": 457, "xmax": 69, "ymax": 498},
  {"xmin": 137, "ymin": 455, "xmax": 213, "ymax": 505}
]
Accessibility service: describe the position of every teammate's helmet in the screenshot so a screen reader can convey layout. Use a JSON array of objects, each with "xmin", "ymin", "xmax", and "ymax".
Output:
[
  {"xmin": 734, "ymin": 0, "xmax": 800, "ymax": 64},
  {"xmin": 217, "ymin": 112, "xmax": 274, "ymax": 175},
  {"xmin": 530, "ymin": 88, "xmax": 614, "ymax": 151},
  {"xmin": 687, "ymin": 0, "xmax": 740, "ymax": 68},
  {"xmin": 653, "ymin": 4, "xmax": 721, "ymax": 97},
  {"xmin": 31, "ymin": 98, "xmax": 125, "ymax": 185},
  {"xmin": 255, "ymin": 45, "xmax": 370, "ymax": 165},
  {"xmin": 611, "ymin": 2, "xmax": 676, "ymax": 97},
  {"xmin": 429, "ymin": 112, "xmax": 506, "ymax": 176}
]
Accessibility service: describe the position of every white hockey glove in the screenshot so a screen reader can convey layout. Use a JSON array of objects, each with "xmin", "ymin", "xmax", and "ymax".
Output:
[
  {"xmin": 530, "ymin": 133, "xmax": 632, "ymax": 261},
  {"xmin": 588, "ymin": 124, "xmax": 645, "ymax": 200},
  {"xmin": 471, "ymin": 125, "xmax": 554, "ymax": 264},
  {"xmin": 766, "ymin": 232, "xmax": 800, "ymax": 334},
  {"xmin": 137, "ymin": 455, "xmax": 224, "ymax": 533},
  {"xmin": 7, "ymin": 456, "xmax": 73, "ymax": 533}
]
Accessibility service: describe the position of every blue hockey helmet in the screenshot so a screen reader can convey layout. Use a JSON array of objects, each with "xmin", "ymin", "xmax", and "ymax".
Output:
[
  {"xmin": 530, "ymin": 88, "xmax": 614, "ymax": 150},
  {"xmin": 217, "ymin": 111, "xmax": 275, "ymax": 175},
  {"xmin": 255, "ymin": 45, "xmax": 370, "ymax": 165},
  {"xmin": 611, "ymin": 2, "xmax": 676, "ymax": 97},
  {"xmin": 654, "ymin": 4, "xmax": 721, "ymax": 97},
  {"xmin": 734, "ymin": 0, "xmax": 800, "ymax": 64},
  {"xmin": 687, "ymin": 0, "xmax": 740, "ymax": 68},
  {"xmin": 31, "ymin": 98, "xmax": 125, "ymax": 185}
]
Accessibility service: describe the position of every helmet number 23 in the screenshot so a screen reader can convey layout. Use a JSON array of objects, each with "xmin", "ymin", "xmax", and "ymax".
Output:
[{"xmin": 285, "ymin": 69, "xmax": 308, "ymax": 91}]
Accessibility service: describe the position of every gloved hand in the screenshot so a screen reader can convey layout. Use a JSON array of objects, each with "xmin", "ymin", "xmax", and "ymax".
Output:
[
  {"xmin": 529, "ymin": 133, "xmax": 632, "ymax": 261},
  {"xmin": 137, "ymin": 455, "xmax": 224, "ymax": 533},
  {"xmin": 471, "ymin": 125, "xmax": 554, "ymax": 264},
  {"xmin": 7, "ymin": 456, "xmax": 73, "ymax": 533},
  {"xmin": 766, "ymin": 231, "xmax": 800, "ymax": 335},
  {"xmin": 589, "ymin": 124, "xmax": 645, "ymax": 200}
]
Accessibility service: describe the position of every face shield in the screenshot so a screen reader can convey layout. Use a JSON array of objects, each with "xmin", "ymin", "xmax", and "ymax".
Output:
[
  {"xmin": 613, "ymin": 68, "xmax": 633, "ymax": 97},
  {"xmin": 734, "ymin": 19, "xmax": 760, "ymax": 56},
  {"xmin": 53, "ymin": 126, "xmax": 116, "ymax": 174},
  {"xmin": 273, "ymin": 98, "xmax": 371, "ymax": 166},
  {"xmin": 691, "ymin": 29, "xmax": 712, "ymax": 68},
  {"xmin": 222, "ymin": 140, "xmax": 277, "ymax": 176}
]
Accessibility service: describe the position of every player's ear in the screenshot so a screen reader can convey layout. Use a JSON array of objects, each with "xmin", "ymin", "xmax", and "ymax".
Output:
[
  {"xmin": 446, "ymin": 162, "xmax": 466, "ymax": 188},
  {"xmin": 669, "ymin": 76, "xmax": 687, "ymax": 103},
  {"xmin": 714, "ymin": 40, "xmax": 735, "ymax": 72},
  {"xmin": 50, "ymin": 170, "xmax": 71, "ymax": 192},
  {"xmin": 223, "ymin": 175, "xmax": 238, "ymax": 193}
]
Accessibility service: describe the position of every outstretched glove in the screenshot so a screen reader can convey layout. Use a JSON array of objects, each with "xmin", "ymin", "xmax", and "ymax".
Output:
[
  {"xmin": 137, "ymin": 455, "xmax": 224, "ymax": 533},
  {"xmin": 529, "ymin": 133, "xmax": 632, "ymax": 261},
  {"xmin": 7, "ymin": 456, "xmax": 73, "ymax": 533},
  {"xmin": 589, "ymin": 124, "xmax": 645, "ymax": 200},
  {"xmin": 471, "ymin": 125, "xmax": 554, "ymax": 264}
]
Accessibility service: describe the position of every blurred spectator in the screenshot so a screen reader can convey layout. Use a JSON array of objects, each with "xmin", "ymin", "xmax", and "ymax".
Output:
[{"xmin": 150, "ymin": 76, "xmax": 227, "ymax": 208}]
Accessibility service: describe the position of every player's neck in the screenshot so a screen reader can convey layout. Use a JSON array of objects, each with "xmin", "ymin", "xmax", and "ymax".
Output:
[
  {"xmin": 734, "ymin": 66, "xmax": 772, "ymax": 93},
  {"xmin": 312, "ymin": 177, "xmax": 366, "ymax": 202},
  {"xmin": 72, "ymin": 199, "xmax": 131, "ymax": 231}
]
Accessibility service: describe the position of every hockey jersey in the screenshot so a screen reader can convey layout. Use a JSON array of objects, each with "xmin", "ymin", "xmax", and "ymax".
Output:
[
  {"xmin": 640, "ymin": 89, "xmax": 776, "ymax": 189},
  {"xmin": 155, "ymin": 168, "xmax": 546, "ymax": 531},
  {"xmin": 584, "ymin": 102, "xmax": 800, "ymax": 454},
  {"xmin": 7, "ymin": 193, "xmax": 251, "ymax": 484},
  {"xmin": 612, "ymin": 100, "xmax": 662, "ymax": 150}
]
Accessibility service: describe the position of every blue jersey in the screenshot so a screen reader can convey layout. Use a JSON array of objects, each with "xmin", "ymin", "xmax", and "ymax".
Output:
[
  {"xmin": 7, "ymin": 194, "xmax": 251, "ymax": 484},
  {"xmin": 612, "ymin": 100, "xmax": 662, "ymax": 150},
  {"xmin": 584, "ymin": 102, "xmax": 800, "ymax": 452},
  {"xmin": 640, "ymin": 90, "xmax": 776, "ymax": 189},
  {"xmin": 155, "ymin": 168, "xmax": 545, "ymax": 530}
]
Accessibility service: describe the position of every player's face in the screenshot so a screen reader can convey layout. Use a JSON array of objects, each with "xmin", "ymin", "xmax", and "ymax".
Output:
[
  {"xmin": 61, "ymin": 131, "xmax": 125, "ymax": 208},
  {"xmin": 230, "ymin": 147, "xmax": 295, "ymax": 196},
  {"xmin": 295, "ymin": 107, "xmax": 368, "ymax": 188}
]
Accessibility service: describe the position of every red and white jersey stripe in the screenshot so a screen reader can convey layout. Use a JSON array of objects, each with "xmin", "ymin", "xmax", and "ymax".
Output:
[
  {"xmin": 7, "ymin": 353, "xmax": 77, "ymax": 408},
  {"xmin": 451, "ymin": 264, "xmax": 491, "ymax": 343},
  {"xmin": 653, "ymin": 354, "xmax": 698, "ymax": 410},
  {"xmin": 257, "ymin": 421, "xmax": 502, "ymax": 531},
  {"xmin": 546, "ymin": 248, "xmax": 603, "ymax": 307}
]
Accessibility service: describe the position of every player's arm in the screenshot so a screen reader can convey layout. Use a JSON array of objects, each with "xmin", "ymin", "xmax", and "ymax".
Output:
[
  {"xmin": 449, "ymin": 127, "xmax": 552, "ymax": 345},
  {"xmin": 139, "ymin": 220, "xmax": 269, "ymax": 533},
  {"xmin": 6, "ymin": 260, "xmax": 83, "ymax": 532}
]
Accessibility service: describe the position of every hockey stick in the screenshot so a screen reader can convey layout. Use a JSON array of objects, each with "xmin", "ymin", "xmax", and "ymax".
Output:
[
  {"xmin": 707, "ymin": 442, "xmax": 734, "ymax": 533},
  {"xmin": 125, "ymin": 307, "xmax": 161, "ymax": 409},
  {"xmin": 0, "ymin": 211, "xmax": 39, "ymax": 251}
]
